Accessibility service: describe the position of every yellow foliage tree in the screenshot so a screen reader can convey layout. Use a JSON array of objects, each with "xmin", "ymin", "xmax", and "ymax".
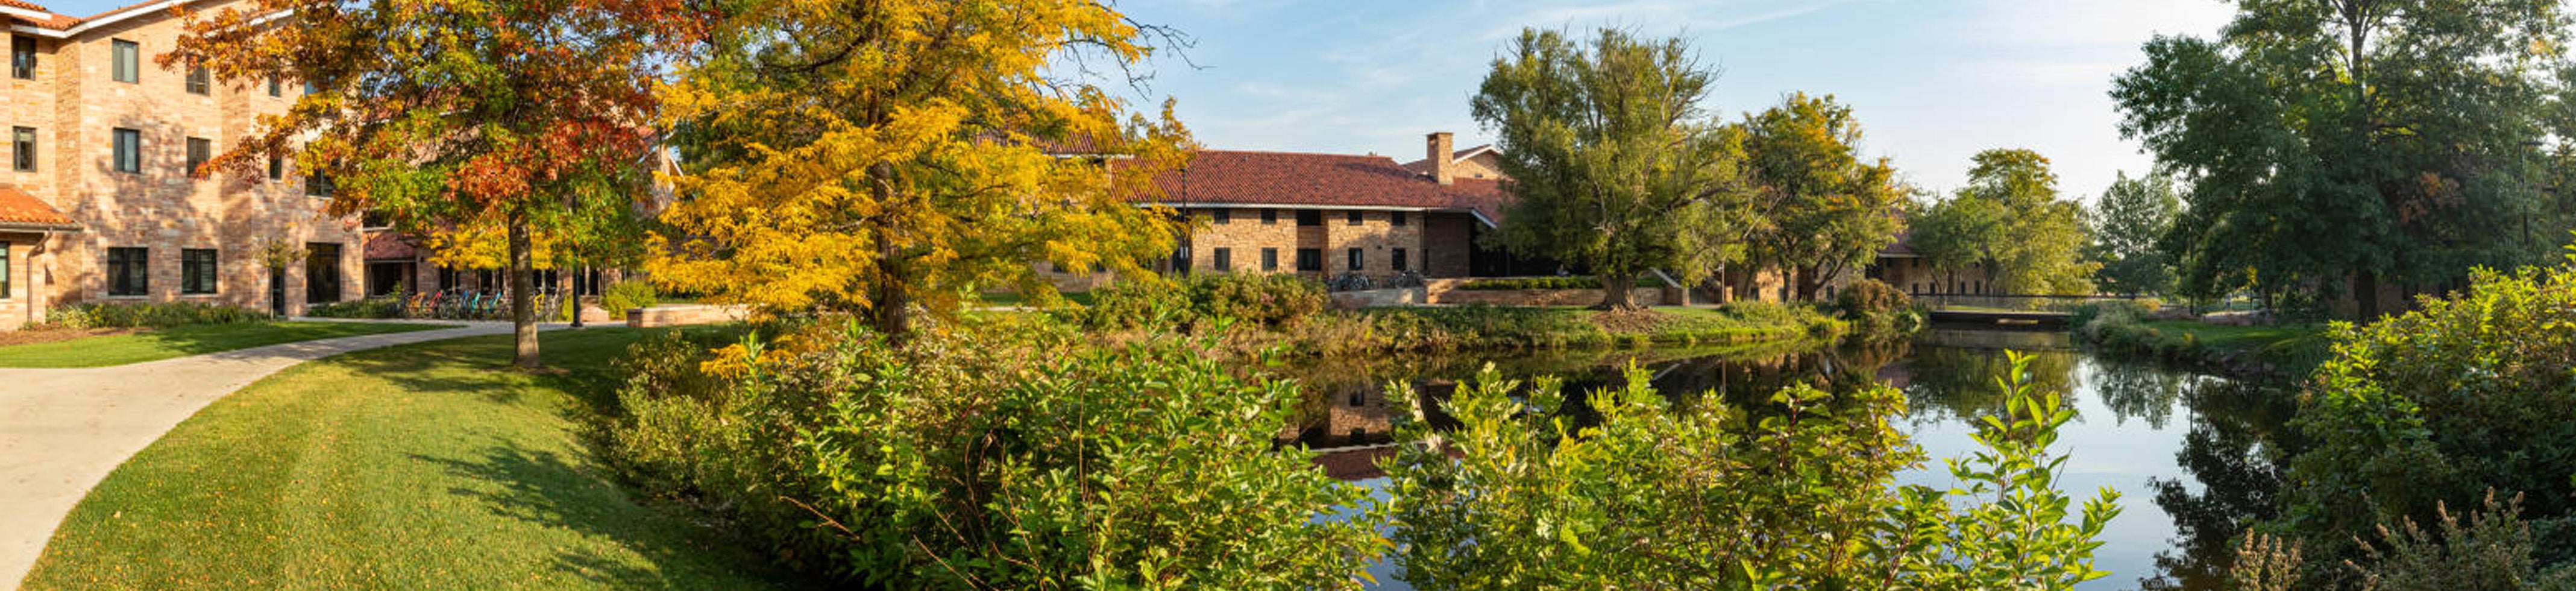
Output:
[{"xmin": 653, "ymin": 0, "xmax": 1192, "ymax": 338}]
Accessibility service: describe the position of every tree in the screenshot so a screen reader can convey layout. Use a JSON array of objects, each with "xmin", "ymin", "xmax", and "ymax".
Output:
[
  {"xmin": 167, "ymin": 0, "xmax": 695, "ymax": 369},
  {"xmin": 1961, "ymin": 150, "xmax": 2096, "ymax": 295},
  {"xmin": 1741, "ymin": 93, "xmax": 1908, "ymax": 300},
  {"xmin": 2089, "ymin": 171, "xmax": 2182, "ymax": 296},
  {"xmin": 1472, "ymin": 27, "xmax": 1753, "ymax": 310},
  {"xmin": 1911, "ymin": 191, "xmax": 2007, "ymax": 295},
  {"xmin": 2111, "ymin": 0, "xmax": 2568, "ymax": 319},
  {"xmin": 650, "ymin": 0, "xmax": 1191, "ymax": 339}
]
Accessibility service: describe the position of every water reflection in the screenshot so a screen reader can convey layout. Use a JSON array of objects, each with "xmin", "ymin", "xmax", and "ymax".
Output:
[{"xmin": 1277, "ymin": 328, "xmax": 2293, "ymax": 590}]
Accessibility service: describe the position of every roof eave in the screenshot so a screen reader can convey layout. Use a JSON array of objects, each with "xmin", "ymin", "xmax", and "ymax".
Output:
[{"xmin": 0, "ymin": 220, "xmax": 81, "ymax": 232}]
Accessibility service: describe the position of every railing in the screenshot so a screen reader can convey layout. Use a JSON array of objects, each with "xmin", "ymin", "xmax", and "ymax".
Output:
[{"xmin": 1914, "ymin": 293, "xmax": 2150, "ymax": 312}]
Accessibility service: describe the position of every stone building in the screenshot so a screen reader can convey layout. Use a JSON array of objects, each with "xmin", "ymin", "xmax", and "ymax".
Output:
[{"xmin": 0, "ymin": 0, "xmax": 366, "ymax": 330}]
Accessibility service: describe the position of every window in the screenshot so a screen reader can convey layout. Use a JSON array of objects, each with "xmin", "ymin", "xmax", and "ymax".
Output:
[
  {"xmin": 306, "ymin": 171, "xmax": 333, "ymax": 197},
  {"xmin": 1392, "ymin": 211, "xmax": 1408, "ymax": 226},
  {"xmin": 1261, "ymin": 247, "xmax": 1278, "ymax": 271},
  {"xmin": 181, "ymin": 248, "xmax": 216, "ymax": 294},
  {"xmin": 0, "ymin": 241, "xmax": 10, "ymax": 299},
  {"xmin": 1211, "ymin": 209, "xmax": 1229, "ymax": 224},
  {"xmin": 1346, "ymin": 210, "xmax": 1362, "ymax": 226},
  {"xmin": 303, "ymin": 80, "xmax": 317, "ymax": 95},
  {"xmin": 1211, "ymin": 247, "xmax": 1231, "ymax": 271},
  {"xmin": 186, "ymin": 66, "xmax": 208, "ymax": 95},
  {"xmin": 1295, "ymin": 248, "xmax": 1322, "ymax": 271},
  {"xmin": 1391, "ymin": 248, "xmax": 1408, "ymax": 271},
  {"xmin": 107, "ymin": 247, "xmax": 147, "ymax": 296},
  {"xmin": 11, "ymin": 127, "xmax": 31, "ymax": 172},
  {"xmin": 1346, "ymin": 248, "xmax": 1363, "ymax": 271},
  {"xmin": 110, "ymin": 128, "xmax": 139, "ymax": 174},
  {"xmin": 1260, "ymin": 209, "xmax": 1277, "ymax": 224},
  {"xmin": 305, "ymin": 242, "xmax": 342, "ymax": 303},
  {"xmin": 11, "ymin": 35, "xmax": 33, "ymax": 80},
  {"xmin": 110, "ymin": 39, "xmax": 137, "ymax": 83},
  {"xmin": 186, "ymin": 137, "xmax": 210, "ymax": 177},
  {"xmin": 1295, "ymin": 209, "xmax": 1322, "ymax": 226},
  {"xmin": 267, "ymin": 78, "xmax": 280, "ymax": 96},
  {"xmin": 267, "ymin": 155, "xmax": 282, "ymax": 180}
]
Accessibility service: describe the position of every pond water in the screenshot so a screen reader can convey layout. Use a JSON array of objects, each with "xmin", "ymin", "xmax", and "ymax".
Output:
[{"xmin": 1282, "ymin": 326, "xmax": 2295, "ymax": 590}]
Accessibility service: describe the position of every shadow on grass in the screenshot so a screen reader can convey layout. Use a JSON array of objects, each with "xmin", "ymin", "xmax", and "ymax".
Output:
[{"xmin": 415, "ymin": 446, "xmax": 679, "ymax": 588}]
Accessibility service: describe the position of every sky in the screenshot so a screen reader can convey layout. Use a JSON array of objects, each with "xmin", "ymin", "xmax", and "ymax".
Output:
[
  {"xmin": 1096, "ymin": 0, "xmax": 2240, "ymax": 201},
  {"xmin": 34, "ymin": 0, "xmax": 2238, "ymax": 200}
]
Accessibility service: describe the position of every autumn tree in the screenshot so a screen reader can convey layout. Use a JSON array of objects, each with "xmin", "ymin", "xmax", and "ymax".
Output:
[
  {"xmin": 650, "ymin": 0, "xmax": 1190, "ymax": 338},
  {"xmin": 2088, "ymin": 171, "xmax": 2182, "ymax": 296},
  {"xmin": 167, "ymin": 0, "xmax": 698, "ymax": 369},
  {"xmin": 2112, "ymin": 0, "xmax": 2569, "ymax": 318},
  {"xmin": 1740, "ymin": 93, "xmax": 1908, "ymax": 300},
  {"xmin": 1474, "ymin": 27, "xmax": 1753, "ymax": 309}
]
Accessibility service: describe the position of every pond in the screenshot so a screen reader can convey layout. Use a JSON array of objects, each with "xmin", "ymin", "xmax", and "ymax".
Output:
[{"xmin": 1281, "ymin": 326, "xmax": 2295, "ymax": 590}]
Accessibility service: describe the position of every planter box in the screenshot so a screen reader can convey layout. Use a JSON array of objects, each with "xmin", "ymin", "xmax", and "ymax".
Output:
[{"xmin": 625, "ymin": 304, "xmax": 750, "ymax": 328}]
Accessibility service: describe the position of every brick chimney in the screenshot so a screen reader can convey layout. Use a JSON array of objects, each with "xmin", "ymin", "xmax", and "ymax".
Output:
[{"xmin": 1427, "ymin": 131, "xmax": 1455, "ymax": 185}]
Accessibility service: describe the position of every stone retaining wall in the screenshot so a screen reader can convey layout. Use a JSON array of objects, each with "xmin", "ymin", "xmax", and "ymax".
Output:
[{"xmin": 625, "ymin": 304, "xmax": 750, "ymax": 328}]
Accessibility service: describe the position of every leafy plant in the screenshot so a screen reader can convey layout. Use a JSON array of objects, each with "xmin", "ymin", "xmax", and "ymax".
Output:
[
  {"xmin": 1380, "ymin": 352, "xmax": 2119, "ymax": 589},
  {"xmin": 45, "ymin": 302, "xmax": 263, "ymax": 329},
  {"xmin": 599, "ymin": 280, "xmax": 659, "ymax": 320},
  {"xmin": 306, "ymin": 297, "xmax": 404, "ymax": 319}
]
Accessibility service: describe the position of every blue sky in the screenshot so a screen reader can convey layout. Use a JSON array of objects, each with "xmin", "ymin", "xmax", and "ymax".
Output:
[
  {"xmin": 1105, "ymin": 0, "xmax": 2238, "ymax": 201},
  {"xmin": 40, "ymin": 0, "xmax": 2235, "ymax": 200}
]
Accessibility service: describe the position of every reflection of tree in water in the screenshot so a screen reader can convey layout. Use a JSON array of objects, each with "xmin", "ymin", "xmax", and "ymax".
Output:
[
  {"xmin": 1897, "ymin": 346, "xmax": 2081, "ymax": 422},
  {"xmin": 2136, "ymin": 376, "xmax": 2297, "ymax": 591},
  {"xmin": 2092, "ymin": 357, "xmax": 2188, "ymax": 429}
]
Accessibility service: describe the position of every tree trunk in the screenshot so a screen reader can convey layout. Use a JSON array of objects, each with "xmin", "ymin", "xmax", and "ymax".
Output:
[
  {"xmin": 1596, "ymin": 272, "xmax": 1639, "ymax": 310},
  {"xmin": 2354, "ymin": 270, "xmax": 2380, "ymax": 322},
  {"xmin": 867, "ymin": 162, "xmax": 913, "ymax": 341},
  {"xmin": 508, "ymin": 214, "xmax": 540, "ymax": 370}
]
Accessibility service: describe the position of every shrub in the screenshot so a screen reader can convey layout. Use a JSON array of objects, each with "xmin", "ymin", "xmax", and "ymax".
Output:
[
  {"xmin": 2228, "ymin": 493, "xmax": 2576, "ymax": 590},
  {"xmin": 606, "ymin": 318, "xmax": 1381, "ymax": 587},
  {"xmin": 1192, "ymin": 273, "xmax": 1326, "ymax": 329},
  {"xmin": 1383, "ymin": 352, "xmax": 2120, "ymax": 588},
  {"xmin": 1832, "ymin": 278, "xmax": 1911, "ymax": 319},
  {"xmin": 1081, "ymin": 277, "xmax": 1193, "ymax": 330},
  {"xmin": 600, "ymin": 280, "xmax": 659, "ymax": 320},
  {"xmin": 45, "ymin": 302, "xmax": 263, "ymax": 328},
  {"xmin": 307, "ymin": 297, "xmax": 404, "ymax": 319},
  {"xmin": 2280, "ymin": 262, "xmax": 2576, "ymax": 568},
  {"xmin": 1454, "ymin": 276, "xmax": 1664, "ymax": 291}
]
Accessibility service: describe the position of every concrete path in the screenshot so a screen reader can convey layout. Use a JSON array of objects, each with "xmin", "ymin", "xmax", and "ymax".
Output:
[{"xmin": 0, "ymin": 321, "xmax": 542, "ymax": 589}]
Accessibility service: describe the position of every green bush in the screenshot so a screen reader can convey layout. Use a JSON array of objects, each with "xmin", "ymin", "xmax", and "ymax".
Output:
[
  {"xmin": 45, "ymin": 302, "xmax": 263, "ymax": 328},
  {"xmin": 2228, "ymin": 493, "xmax": 2576, "ymax": 590},
  {"xmin": 1080, "ymin": 277, "xmax": 1194, "ymax": 329},
  {"xmin": 1832, "ymin": 278, "xmax": 1911, "ymax": 319},
  {"xmin": 1383, "ymin": 353, "xmax": 2120, "ymax": 587},
  {"xmin": 1192, "ymin": 273, "xmax": 1326, "ymax": 328},
  {"xmin": 307, "ymin": 297, "xmax": 404, "ymax": 319},
  {"xmin": 600, "ymin": 280, "xmax": 659, "ymax": 320},
  {"xmin": 606, "ymin": 318, "xmax": 1381, "ymax": 587},
  {"xmin": 2280, "ymin": 262, "xmax": 2576, "ymax": 569}
]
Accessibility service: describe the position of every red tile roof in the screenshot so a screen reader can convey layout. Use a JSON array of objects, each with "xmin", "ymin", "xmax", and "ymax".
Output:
[
  {"xmin": 0, "ymin": 185, "xmax": 78, "ymax": 230},
  {"xmin": 0, "ymin": 1, "xmax": 51, "ymax": 13},
  {"xmin": 1152, "ymin": 150, "xmax": 1513, "ymax": 226},
  {"xmin": 363, "ymin": 231, "xmax": 419, "ymax": 261}
]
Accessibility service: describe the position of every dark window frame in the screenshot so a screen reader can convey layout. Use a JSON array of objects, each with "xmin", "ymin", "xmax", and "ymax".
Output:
[
  {"xmin": 1346, "ymin": 210, "xmax": 1363, "ymax": 226},
  {"xmin": 1211, "ymin": 247, "xmax": 1231, "ymax": 271},
  {"xmin": 109, "ymin": 39, "xmax": 137, "ymax": 83},
  {"xmin": 185, "ymin": 137, "xmax": 210, "ymax": 178},
  {"xmin": 10, "ymin": 35, "xmax": 34, "ymax": 80},
  {"xmin": 1392, "ymin": 248, "xmax": 1408, "ymax": 271},
  {"xmin": 1211, "ymin": 209, "xmax": 1229, "ymax": 224},
  {"xmin": 0, "ymin": 241, "xmax": 10, "ymax": 299},
  {"xmin": 1261, "ymin": 247, "xmax": 1278, "ymax": 271},
  {"xmin": 180, "ymin": 248, "xmax": 217, "ymax": 295},
  {"xmin": 1392, "ymin": 210, "xmax": 1408, "ymax": 226},
  {"xmin": 1347, "ymin": 248, "xmax": 1363, "ymax": 271},
  {"xmin": 1295, "ymin": 248, "xmax": 1322, "ymax": 271},
  {"xmin": 110, "ymin": 128, "xmax": 139, "ymax": 174},
  {"xmin": 1260, "ymin": 209, "xmax": 1277, "ymax": 224},
  {"xmin": 305, "ymin": 242, "xmax": 342, "ymax": 303},
  {"xmin": 267, "ymin": 155, "xmax": 283, "ymax": 180},
  {"xmin": 185, "ymin": 65, "xmax": 209, "ymax": 95},
  {"xmin": 11, "ymin": 126, "xmax": 32, "ymax": 172},
  {"xmin": 1295, "ymin": 209, "xmax": 1322, "ymax": 226},
  {"xmin": 306, "ymin": 171, "xmax": 333, "ymax": 197},
  {"xmin": 106, "ymin": 247, "xmax": 147, "ymax": 296}
]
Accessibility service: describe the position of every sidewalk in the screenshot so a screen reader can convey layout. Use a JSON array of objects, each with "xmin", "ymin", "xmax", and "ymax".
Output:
[{"xmin": 0, "ymin": 322, "xmax": 541, "ymax": 589}]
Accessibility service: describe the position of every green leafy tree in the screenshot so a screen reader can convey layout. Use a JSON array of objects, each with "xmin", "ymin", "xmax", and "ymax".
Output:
[
  {"xmin": 1473, "ymin": 27, "xmax": 1755, "ymax": 310},
  {"xmin": 1915, "ymin": 150, "xmax": 2096, "ymax": 296},
  {"xmin": 166, "ymin": 0, "xmax": 695, "ymax": 369},
  {"xmin": 1912, "ymin": 191, "xmax": 2007, "ymax": 295},
  {"xmin": 2111, "ymin": 0, "xmax": 2569, "ymax": 318},
  {"xmin": 2276, "ymin": 247, "xmax": 2576, "ymax": 573},
  {"xmin": 2090, "ymin": 171, "xmax": 2183, "ymax": 296},
  {"xmin": 1741, "ymin": 92, "xmax": 1910, "ymax": 300},
  {"xmin": 1383, "ymin": 354, "xmax": 2119, "ymax": 589}
]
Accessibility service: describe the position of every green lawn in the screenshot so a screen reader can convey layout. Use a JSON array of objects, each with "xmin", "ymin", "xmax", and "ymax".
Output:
[
  {"xmin": 22, "ymin": 329, "xmax": 793, "ymax": 590},
  {"xmin": 0, "ymin": 321, "xmax": 453, "ymax": 368}
]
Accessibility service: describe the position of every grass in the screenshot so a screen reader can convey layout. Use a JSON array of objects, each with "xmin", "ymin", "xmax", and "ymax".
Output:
[
  {"xmin": 0, "ymin": 321, "xmax": 454, "ymax": 368},
  {"xmin": 2076, "ymin": 315, "xmax": 2336, "ymax": 378},
  {"xmin": 22, "ymin": 329, "xmax": 794, "ymax": 590}
]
